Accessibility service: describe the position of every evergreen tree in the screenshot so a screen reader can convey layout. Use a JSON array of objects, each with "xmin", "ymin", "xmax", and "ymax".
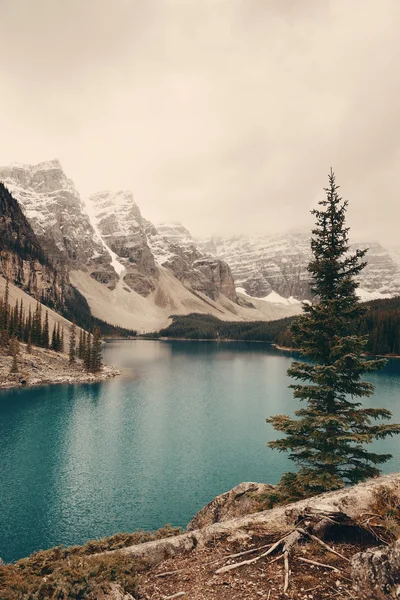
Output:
[
  {"xmin": 267, "ymin": 170, "xmax": 400, "ymax": 499},
  {"xmin": 0, "ymin": 280, "xmax": 10, "ymax": 347},
  {"xmin": 42, "ymin": 311, "xmax": 50, "ymax": 349},
  {"xmin": 9, "ymin": 337, "xmax": 19, "ymax": 373},
  {"xmin": 60, "ymin": 326, "xmax": 64, "ymax": 353},
  {"xmin": 90, "ymin": 326, "xmax": 102, "ymax": 372},
  {"xmin": 18, "ymin": 300, "xmax": 24, "ymax": 340},
  {"xmin": 84, "ymin": 333, "xmax": 92, "ymax": 371},
  {"xmin": 51, "ymin": 323, "xmax": 57, "ymax": 351},
  {"xmin": 78, "ymin": 328, "xmax": 84, "ymax": 360},
  {"xmin": 31, "ymin": 302, "xmax": 42, "ymax": 346},
  {"xmin": 26, "ymin": 333, "xmax": 32, "ymax": 354},
  {"xmin": 69, "ymin": 322, "xmax": 76, "ymax": 364}
]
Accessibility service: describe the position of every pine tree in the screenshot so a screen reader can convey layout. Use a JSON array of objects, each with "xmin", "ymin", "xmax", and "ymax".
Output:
[
  {"xmin": 78, "ymin": 329, "xmax": 84, "ymax": 359},
  {"xmin": 51, "ymin": 323, "xmax": 58, "ymax": 351},
  {"xmin": 0, "ymin": 280, "xmax": 10, "ymax": 347},
  {"xmin": 9, "ymin": 337, "xmax": 19, "ymax": 373},
  {"xmin": 69, "ymin": 322, "xmax": 76, "ymax": 364},
  {"xmin": 90, "ymin": 326, "xmax": 102, "ymax": 372},
  {"xmin": 26, "ymin": 333, "xmax": 32, "ymax": 354},
  {"xmin": 267, "ymin": 170, "xmax": 400, "ymax": 499},
  {"xmin": 31, "ymin": 302, "xmax": 42, "ymax": 346},
  {"xmin": 84, "ymin": 333, "xmax": 92, "ymax": 371},
  {"xmin": 42, "ymin": 311, "xmax": 50, "ymax": 349}
]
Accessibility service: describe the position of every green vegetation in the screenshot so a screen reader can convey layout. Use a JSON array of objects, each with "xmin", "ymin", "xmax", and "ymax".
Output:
[
  {"xmin": 266, "ymin": 171, "xmax": 400, "ymax": 501},
  {"xmin": 0, "ymin": 525, "xmax": 181, "ymax": 599},
  {"xmin": 154, "ymin": 301, "xmax": 400, "ymax": 358},
  {"xmin": 155, "ymin": 313, "xmax": 295, "ymax": 342}
]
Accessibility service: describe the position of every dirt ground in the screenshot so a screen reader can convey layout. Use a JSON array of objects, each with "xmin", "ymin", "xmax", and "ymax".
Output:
[{"xmin": 139, "ymin": 528, "xmax": 369, "ymax": 600}]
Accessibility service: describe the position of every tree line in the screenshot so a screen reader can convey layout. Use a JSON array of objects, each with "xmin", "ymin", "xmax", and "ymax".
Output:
[
  {"xmin": 0, "ymin": 280, "xmax": 102, "ymax": 374},
  {"xmin": 156, "ymin": 303, "xmax": 400, "ymax": 357}
]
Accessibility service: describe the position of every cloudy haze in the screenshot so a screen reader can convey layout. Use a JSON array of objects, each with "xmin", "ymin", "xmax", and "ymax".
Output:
[{"xmin": 0, "ymin": 0, "xmax": 399, "ymax": 241}]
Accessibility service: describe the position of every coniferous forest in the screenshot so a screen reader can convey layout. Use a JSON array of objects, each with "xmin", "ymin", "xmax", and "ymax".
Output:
[
  {"xmin": 0, "ymin": 280, "xmax": 103, "ymax": 373},
  {"xmin": 155, "ymin": 298, "xmax": 400, "ymax": 357}
]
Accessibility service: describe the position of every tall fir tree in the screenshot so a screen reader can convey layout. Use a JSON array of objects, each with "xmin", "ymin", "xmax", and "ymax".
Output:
[
  {"xmin": 31, "ymin": 302, "xmax": 42, "ymax": 346},
  {"xmin": 90, "ymin": 326, "xmax": 103, "ymax": 372},
  {"xmin": 69, "ymin": 322, "xmax": 77, "ymax": 364},
  {"xmin": 42, "ymin": 311, "xmax": 50, "ymax": 349},
  {"xmin": 267, "ymin": 170, "xmax": 400, "ymax": 499},
  {"xmin": 78, "ymin": 328, "xmax": 84, "ymax": 360},
  {"xmin": 84, "ymin": 333, "xmax": 92, "ymax": 371}
]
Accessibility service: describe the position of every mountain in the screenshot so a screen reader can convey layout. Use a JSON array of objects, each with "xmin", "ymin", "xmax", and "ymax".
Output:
[
  {"xmin": 199, "ymin": 232, "xmax": 400, "ymax": 301},
  {"xmin": 0, "ymin": 181, "xmax": 67, "ymax": 309},
  {"xmin": 1, "ymin": 161, "xmax": 302, "ymax": 331},
  {"xmin": 0, "ymin": 161, "xmax": 117, "ymax": 288}
]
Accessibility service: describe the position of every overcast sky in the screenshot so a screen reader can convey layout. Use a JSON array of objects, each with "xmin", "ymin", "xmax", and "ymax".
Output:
[{"xmin": 0, "ymin": 0, "xmax": 399, "ymax": 241}]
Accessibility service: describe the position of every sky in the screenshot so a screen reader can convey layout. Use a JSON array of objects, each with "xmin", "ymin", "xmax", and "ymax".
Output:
[{"xmin": 0, "ymin": 0, "xmax": 399, "ymax": 241}]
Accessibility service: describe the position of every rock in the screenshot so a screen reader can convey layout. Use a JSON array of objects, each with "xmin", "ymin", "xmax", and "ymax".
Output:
[
  {"xmin": 99, "ymin": 583, "xmax": 136, "ymax": 600},
  {"xmin": 199, "ymin": 232, "xmax": 400, "ymax": 300},
  {"xmin": 352, "ymin": 539, "xmax": 400, "ymax": 599},
  {"xmin": 187, "ymin": 482, "xmax": 275, "ymax": 531},
  {"xmin": 111, "ymin": 474, "xmax": 400, "ymax": 570}
]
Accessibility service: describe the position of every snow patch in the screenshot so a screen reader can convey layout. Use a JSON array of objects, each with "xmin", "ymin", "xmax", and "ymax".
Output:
[
  {"xmin": 83, "ymin": 197, "xmax": 125, "ymax": 276},
  {"xmin": 356, "ymin": 288, "xmax": 392, "ymax": 302}
]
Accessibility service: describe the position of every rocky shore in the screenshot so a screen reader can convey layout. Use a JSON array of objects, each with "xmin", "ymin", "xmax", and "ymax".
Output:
[
  {"xmin": 2, "ymin": 474, "xmax": 400, "ymax": 598},
  {"xmin": 0, "ymin": 342, "xmax": 120, "ymax": 389}
]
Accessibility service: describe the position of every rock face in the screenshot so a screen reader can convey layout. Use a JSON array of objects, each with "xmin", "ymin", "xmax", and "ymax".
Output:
[
  {"xmin": 89, "ymin": 191, "xmax": 158, "ymax": 295},
  {"xmin": 0, "ymin": 161, "xmax": 240, "ymax": 308},
  {"xmin": 352, "ymin": 539, "xmax": 400, "ymax": 599},
  {"xmin": 187, "ymin": 482, "xmax": 275, "ymax": 531},
  {"xmin": 0, "ymin": 161, "xmax": 117, "ymax": 288},
  {"xmin": 148, "ymin": 223, "xmax": 238, "ymax": 302},
  {"xmin": 200, "ymin": 232, "xmax": 400, "ymax": 300},
  {"xmin": 0, "ymin": 182, "xmax": 69, "ymax": 309}
]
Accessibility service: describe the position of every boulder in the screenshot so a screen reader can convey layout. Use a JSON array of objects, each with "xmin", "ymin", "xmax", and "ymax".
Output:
[
  {"xmin": 187, "ymin": 482, "xmax": 275, "ymax": 531},
  {"xmin": 352, "ymin": 539, "xmax": 400, "ymax": 599}
]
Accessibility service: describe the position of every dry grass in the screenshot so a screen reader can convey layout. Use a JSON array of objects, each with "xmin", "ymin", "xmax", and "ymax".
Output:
[{"xmin": 0, "ymin": 525, "xmax": 181, "ymax": 599}]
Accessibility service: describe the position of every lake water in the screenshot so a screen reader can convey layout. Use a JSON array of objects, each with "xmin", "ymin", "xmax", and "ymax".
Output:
[{"xmin": 1, "ymin": 340, "xmax": 400, "ymax": 563}]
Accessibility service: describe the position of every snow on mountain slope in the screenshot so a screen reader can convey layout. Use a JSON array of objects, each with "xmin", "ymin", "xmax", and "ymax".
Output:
[
  {"xmin": 200, "ymin": 232, "xmax": 400, "ymax": 300},
  {"xmin": 0, "ymin": 160, "xmax": 117, "ymax": 287},
  {"xmin": 2, "ymin": 160, "xmax": 277, "ymax": 328}
]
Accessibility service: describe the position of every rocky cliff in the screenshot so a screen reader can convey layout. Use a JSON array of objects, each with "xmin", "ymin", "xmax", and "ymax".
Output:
[
  {"xmin": 200, "ymin": 231, "xmax": 400, "ymax": 301},
  {"xmin": 0, "ymin": 181, "xmax": 67, "ymax": 308},
  {"xmin": 0, "ymin": 161, "xmax": 117, "ymax": 288},
  {"xmin": 0, "ymin": 161, "xmax": 254, "ymax": 331}
]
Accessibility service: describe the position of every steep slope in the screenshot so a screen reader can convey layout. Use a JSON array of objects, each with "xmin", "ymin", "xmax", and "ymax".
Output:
[
  {"xmin": 200, "ymin": 232, "xmax": 400, "ymax": 300},
  {"xmin": 0, "ymin": 161, "xmax": 117, "ymax": 288},
  {"xmin": 0, "ymin": 181, "xmax": 68, "ymax": 309},
  {"xmin": 148, "ymin": 223, "xmax": 238, "ymax": 302},
  {"xmin": 1, "ymin": 161, "xmax": 264, "ymax": 330},
  {"xmin": 88, "ymin": 192, "xmax": 239, "ymax": 302}
]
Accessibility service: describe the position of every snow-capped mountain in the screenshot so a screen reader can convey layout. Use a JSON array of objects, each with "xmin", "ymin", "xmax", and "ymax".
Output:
[
  {"xmin": 199, "ymin": 232, "xmax": 400, "ymax": 300},
  {"xmin": 1, "ymin": 160, "xmax": 299, "ymax": 331},
  {"xmin": 147, "ymin": 223, "xmax": 237, "ymax": 302},
  {"xmin": 0, "ymin": 161, "xmax": 117, "ymax": 287}
]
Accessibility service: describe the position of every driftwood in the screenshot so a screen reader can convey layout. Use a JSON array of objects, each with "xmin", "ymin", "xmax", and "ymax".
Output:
[{"xmin": 214, "ymin": 508, "xmax": 355, "ymax": 592}]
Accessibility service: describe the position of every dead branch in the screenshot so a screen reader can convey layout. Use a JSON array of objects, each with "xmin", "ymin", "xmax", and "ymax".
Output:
[
  {"xmin": 283, "ymin": 551, "xmax": 290, "ymax": 593},
  {"xmin": 215, "ymin": 532, "xmax": 292, "ymax": 574},
  {"xmin": 296, "ymin": 527, "xmax": 350, "ymax": 562},
  {"xmin": 298, "ymin": 556, "xmax": 341, "ymax": 572},
  {"xmin": 208, "ymin": 542, "xmax": 273, "ymax": 564}
]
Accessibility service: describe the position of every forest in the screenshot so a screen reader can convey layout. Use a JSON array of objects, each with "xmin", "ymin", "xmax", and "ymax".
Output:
[{"xmin": 155, "ymin": 296, "xmax": 400, "ymax": 356}]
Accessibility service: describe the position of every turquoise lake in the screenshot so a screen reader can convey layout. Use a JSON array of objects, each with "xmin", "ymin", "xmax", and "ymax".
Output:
[{"xmin": 1, "ymin": 339, "xmax": 400, "ymax": 563}]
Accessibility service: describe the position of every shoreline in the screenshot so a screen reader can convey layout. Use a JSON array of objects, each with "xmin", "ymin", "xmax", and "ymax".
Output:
[{"xmin": 0, "ymin": 343, "xmax": 121, "ymax": 391}]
